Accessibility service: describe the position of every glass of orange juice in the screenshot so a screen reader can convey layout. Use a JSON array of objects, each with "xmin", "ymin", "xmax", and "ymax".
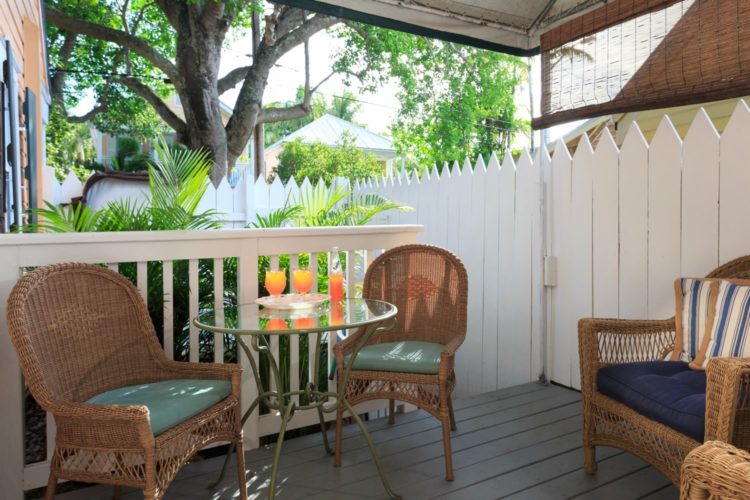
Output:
[
  {"xmin": 266, "ymin": 318, "xmax": 288, "ymax": 331},
  {"xmin": 292, "ymin": 268, "xmax": 314, "ymax": 295},
  {"xmin": 265, "ymin": 270, "xmax": 286, "ymax": 297}
]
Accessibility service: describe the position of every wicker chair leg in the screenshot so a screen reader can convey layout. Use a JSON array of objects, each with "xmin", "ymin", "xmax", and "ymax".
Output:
[
  {"xmin": 112, "ymin": 485, "xmax": 122, "ymax": 499},
  {"xmin": 143, "ymin": 489, "xmax": 157, "ymax": 500},
  {"xmin": 235, "ymin": 437, "xmax": 248, "ymax": 500},
  {"xmin": 584, "ymin": 444, "xmax": 597, "ymax": 474},
  {"xmin": 334, "ymin": 405, "xmax": 344, "ymax": 467},
  {"xmin": 441, "ymin": 414, "xmax": 454, "ymax": 481},
  {"xmin": 44, "ymin": 470, "xmax": 57, "ymax": 500},
  {"xmin": 388, "ymin": 399, "xmax": 396, "ymax": 425},
  {"xmin": 448, "ymin": 396, "xmax": 456, "ymax": 431}
]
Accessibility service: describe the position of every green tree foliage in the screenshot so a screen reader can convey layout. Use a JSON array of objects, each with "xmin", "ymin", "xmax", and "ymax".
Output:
[
  {"xmin": 46, "ymin": 104, "xmax": 100, "ymax": 180},
  {"xmin": 273, "ymin": 133, "xmax": 383, "ymax": 184},
  {"xmin": 335, "ymin": 26, "xmax": 526, "ymax": 169}
]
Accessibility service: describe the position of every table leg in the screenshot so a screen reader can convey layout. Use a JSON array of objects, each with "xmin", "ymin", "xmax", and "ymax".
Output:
[
  {"xmin": 342, "ymin": 399, "xmax": 401, "ymax": 500},
  {"xmin": 269, "ymin": 402, "xmax": 295, "ymax": 498},
  {"xmin": 316, "ymin": 405, "xmax": 332, "ymax": 455}
]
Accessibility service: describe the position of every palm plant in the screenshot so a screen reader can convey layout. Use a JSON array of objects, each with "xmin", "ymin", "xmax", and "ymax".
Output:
[
  {"xmin": 25, "ymin": 138, "xmax": 221, "ymax": 233},
  {"xmin": 250, "ymin": 181, "xmax": 411, "ymax": 228}
]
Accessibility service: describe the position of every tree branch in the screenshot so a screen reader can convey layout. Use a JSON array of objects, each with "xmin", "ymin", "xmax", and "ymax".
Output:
[
  {"xmin": 119, "ymin": 76, "xmax": 187, "ymax": 134},
  {"xmin": 217, "ymin": 65, "xmax": 250, "ymax": 94},
  {"xmin": 45, "ymin": 4, "xmax": 178, "ymax": 82},
  {"xmin": 50, "ymin": 32, "xmax": 78, "ymax": 103},
  {"xmin": 264, "ymin": 14, "xmax": 340, "ymax": 62}
]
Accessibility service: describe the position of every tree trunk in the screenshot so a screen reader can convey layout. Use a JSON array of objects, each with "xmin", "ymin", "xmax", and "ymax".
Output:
[{"xmin": 173, "ymin": 9, "xmax": 229, "ymax": 186}]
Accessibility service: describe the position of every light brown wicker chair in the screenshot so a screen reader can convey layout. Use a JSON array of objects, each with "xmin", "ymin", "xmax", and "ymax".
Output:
[
  {"xmin": 6, "ymin": 263, "xmax": 248, "ymax": 500},
  {"xmin": 334, "ymin": 244, "xmax": 468, "ymax": 481},
  {"xmin": 579, "ymin": 255, "xmax": 750, "ymax": 486},
  {"xmin": 681, "ymin": 441, "xmax": 750, "ymax": 499}
]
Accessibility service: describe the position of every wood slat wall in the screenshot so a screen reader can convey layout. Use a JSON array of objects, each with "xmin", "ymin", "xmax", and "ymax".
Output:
[{"xmin": 536, "ymin": 0, "xmax": 750, "ymax": 128}]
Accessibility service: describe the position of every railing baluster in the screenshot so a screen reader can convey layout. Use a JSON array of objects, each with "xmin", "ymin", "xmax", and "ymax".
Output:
[
  {"xmin": 163, "ymin": 260, "xmax": 174, "ymax": 360},
  {"xmin": 309, "ymin": 253, "xmax": 318, "ymax": 389},
  {"xmin": 346, "ymin": 250, "xmax": 356, "ymax": 299},
  {"xmin": 107, "ymin": 263, "xmax": 118, "ymax": 273},
  {"xmin": 188, "ymin": 259, "xmax": 199, "ymax": 363},
  {"xmin": 289, "ymin": 254, "xmax": 300, "ymax": 405},
  {"xmin": 213, "ymin": 258, "xmax": 224, "ymax": 364},
  {"xmin": 269, "ymin": 255, "xmax": 280, "ymax": 394},
  {"xmin": 136, "ymin": 261, "xmax": 147, "ymax": 304}
]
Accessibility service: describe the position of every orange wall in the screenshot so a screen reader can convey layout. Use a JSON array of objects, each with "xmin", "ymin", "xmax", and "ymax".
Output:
[{"xmin": 0, "ymin": 0, "xmax": 49, "ymax": 209}]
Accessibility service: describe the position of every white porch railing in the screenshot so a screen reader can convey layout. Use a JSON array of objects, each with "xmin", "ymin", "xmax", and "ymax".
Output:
[{"xmin": 0, "ymin": 225, "xmax": 422, "ymax": 498}]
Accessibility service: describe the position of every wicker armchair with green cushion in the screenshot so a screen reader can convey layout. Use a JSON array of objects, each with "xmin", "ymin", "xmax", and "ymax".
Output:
[
  {"xmin": 579, "ymin": 255, "xmax": 750, "ymax": 486},
  {"xmin": 680, "ymin": 441, "xmax": 750, "ymax": 499},
  {"xmin": 334, "ymin": 244, "xmax": 468, "ymax": 481},
  {"xmin": 6, "ymin": 263, "xmax": 248, "ymax": 500}
]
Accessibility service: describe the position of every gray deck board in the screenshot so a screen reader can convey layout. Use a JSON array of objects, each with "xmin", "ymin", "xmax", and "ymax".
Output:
[{"xmin": 50, "ymin": 383, "xmax": 679, "ymax": 499}]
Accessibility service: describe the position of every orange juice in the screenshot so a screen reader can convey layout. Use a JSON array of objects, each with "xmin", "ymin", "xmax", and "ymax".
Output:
[
  {"xmin": 293, "ymin": 316, "xmax": 315, "ymax": 330},
  {"xmin": 329, "ymin": 273, "xmax": 344, "ymax": 301},
  {"xmin": 292, "ymin": 269, "xmax": 314, "ymax": 294},
  {"xmin": 330, "ymin": 300, "xmax": 344, "ymax": 326},
  {"xmin": 265, "ymin": 270, "xmax": 286, "ymax": 296},
  {"xmin": 266, "ymin": 318, "xmax": 288, "ymax": 331}
]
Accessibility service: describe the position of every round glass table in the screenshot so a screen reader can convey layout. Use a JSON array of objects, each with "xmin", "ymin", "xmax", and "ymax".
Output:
[{"xmin": 193, "ymin": 298, "xmax": 400, "ymax": 499}]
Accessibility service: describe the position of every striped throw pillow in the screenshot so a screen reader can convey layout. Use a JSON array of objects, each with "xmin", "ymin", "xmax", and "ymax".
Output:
[
  {"xmin": 672, "ymin": 278, "xmax": 714, "ymax": 362},
  {"xmin": 692, "ymin": 280, "xmax": 750, "ymax": 369}
]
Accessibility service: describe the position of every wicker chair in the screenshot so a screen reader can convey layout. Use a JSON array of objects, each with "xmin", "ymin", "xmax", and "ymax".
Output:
[
  {"xmin": 334, "ymin": 244, "xmax": 468, "ymax": 481},
  {"xmin": 681, "ymin": 441, "xmax": 750, "ymax": 499},
  {"xmin": 579, "ymin": 255, "xmax": 750, "ymax": 486},
  {"xmin": 6, "ymin": 263, "xmax": 247, "ymax": 500}
]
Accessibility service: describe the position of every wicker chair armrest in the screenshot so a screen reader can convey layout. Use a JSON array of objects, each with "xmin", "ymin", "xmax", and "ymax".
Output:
[
  {"xmin": 578, "ymin": 317, "xmax": 676, "ymax": 397},
  {"xmin": 51, "ymin": 400, "xmax": 155, "ymax": 450},
  {"xmin": 705, "ymin": 357, "xmax": 750, "ymax": 443},
  {"xmin": 440, "ymin": 337, "xmax": 463, "ymax": 358},
  {"xmin": 333, "ymin": 327, "xmax": 367, "ymax": 358},
  {"xmin": 680, "ymin": 441, "xmax": 750, "ymax": 499},
  {"xmin": 53, "ymin": 400, "xmax": 150, "ymax": 420}
]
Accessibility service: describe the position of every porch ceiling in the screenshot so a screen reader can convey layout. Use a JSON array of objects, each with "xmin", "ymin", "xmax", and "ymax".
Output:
[{"xmin": 272, "ymin": 0, "xmax": 606, "ymax": 56}]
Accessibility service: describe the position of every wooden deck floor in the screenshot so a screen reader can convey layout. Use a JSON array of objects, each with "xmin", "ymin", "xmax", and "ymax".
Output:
[{"xmin": 53, "ymin": 383, "xmax": 679, "ymax": 499}]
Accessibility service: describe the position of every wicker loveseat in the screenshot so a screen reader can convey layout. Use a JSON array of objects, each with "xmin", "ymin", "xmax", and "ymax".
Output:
[
  {"xmin": 680, "ymin": 441, "xmax": 750, "ymax": 499},
  {"xmin": 579, "ymin": 255, "xmax": 750, "ymax": 485}
]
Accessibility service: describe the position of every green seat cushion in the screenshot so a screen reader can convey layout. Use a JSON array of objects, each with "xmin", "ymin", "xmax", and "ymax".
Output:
[
  {"xmin": 87, "ymin": 379, "xmax": 231, "ymax": 436},
  {"xmin": 345, "ymin": 341, "xmax": 444, "ymax": 374}
]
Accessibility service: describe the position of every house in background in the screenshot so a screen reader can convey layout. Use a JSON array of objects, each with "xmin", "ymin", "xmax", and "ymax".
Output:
[
  {"xmin": 0, "ymin": 0, "xmax": 50, "ymax": 231},
  {"xmin": 264, "ymin": 113, "xmax": 398, "ymax": 181},
  {"xmin": 551, "ymin": 96, "xmax": 749, "ymax": 154}
]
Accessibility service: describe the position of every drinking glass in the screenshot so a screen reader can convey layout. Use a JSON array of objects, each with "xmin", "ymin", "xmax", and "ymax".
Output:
[
  {"xmin": 292, "ymin": 268, "xmax": 314, "ymax": 294},
  {"xmin": 265, "ymin": 270, "xmax": 286, "ymax": 297}
]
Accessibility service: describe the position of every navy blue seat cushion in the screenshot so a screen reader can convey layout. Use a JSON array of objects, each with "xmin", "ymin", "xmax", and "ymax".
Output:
[{"xmin": 597, "ymin": 361, "xmax": 706, "ymax": 442}]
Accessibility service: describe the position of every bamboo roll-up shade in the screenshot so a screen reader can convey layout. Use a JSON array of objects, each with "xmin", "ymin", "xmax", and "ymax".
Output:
[{"xmin": 533, "ymin": 0, "xmax": 750, "ymax": 129}]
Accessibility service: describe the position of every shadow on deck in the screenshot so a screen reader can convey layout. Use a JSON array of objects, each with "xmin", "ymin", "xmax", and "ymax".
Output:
[{"xmin": 53, "ymin": 383, "xmax": 678, "ymax": 499}]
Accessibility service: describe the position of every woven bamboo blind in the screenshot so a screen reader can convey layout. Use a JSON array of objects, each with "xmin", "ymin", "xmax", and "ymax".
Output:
[{"xmin": 534, "ymin": 0, "xmax": 750, "ymax": 129}]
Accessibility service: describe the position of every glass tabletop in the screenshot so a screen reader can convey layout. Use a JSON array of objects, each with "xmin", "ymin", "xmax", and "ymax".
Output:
[{"xmin": 193, "ymin": 298, "xmax": 397, "ymax": 335}]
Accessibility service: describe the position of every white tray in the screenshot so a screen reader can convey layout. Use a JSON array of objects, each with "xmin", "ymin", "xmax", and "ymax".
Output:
[{"xmin": 256, "ymin": 293, "xmax": 329, "ymax": 310}]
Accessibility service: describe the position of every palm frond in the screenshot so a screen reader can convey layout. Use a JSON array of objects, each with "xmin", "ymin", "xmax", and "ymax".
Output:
[
  {"xmin": 23, "ymin": 201, "xmax": 101, "ymax": 233},
  {"xmin": 250, "ymin": 204, "xmax": 302, "ymax": 228}
]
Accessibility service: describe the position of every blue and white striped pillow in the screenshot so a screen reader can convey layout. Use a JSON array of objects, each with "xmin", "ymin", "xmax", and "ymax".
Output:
[
  {"xmin": 694, "ymin": 280, "xmax": 750, "ymax": 368},
  {"xmin": 673, "ymin": 278, "xmax": 714, "ymax": 362}
]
